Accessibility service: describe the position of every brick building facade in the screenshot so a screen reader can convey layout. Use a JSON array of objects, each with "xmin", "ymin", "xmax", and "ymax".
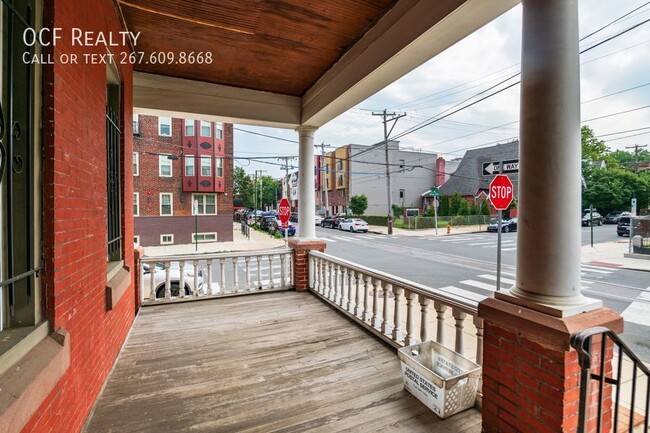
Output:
[{"xmin": 133, "ymin": 115, "xmax": 234, "ymax": 246}]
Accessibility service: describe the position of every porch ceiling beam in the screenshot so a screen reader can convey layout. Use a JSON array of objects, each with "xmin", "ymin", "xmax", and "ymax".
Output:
[
  {"xmin": 133, "ymin": 72, "xmax": 302, "ymax": 128},
  {"xmin": 301, "ymin": 0, "xmax": 520, "ymax": 127}
]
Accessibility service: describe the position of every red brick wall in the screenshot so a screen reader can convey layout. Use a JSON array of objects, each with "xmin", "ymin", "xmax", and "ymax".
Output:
[
  {"xmin": 133, "ymin": 116, "xmax": 234, "ymax": 244},
  {"xmin": 33, "ymin": 1, "xmax": 135, "ymax": 432}
]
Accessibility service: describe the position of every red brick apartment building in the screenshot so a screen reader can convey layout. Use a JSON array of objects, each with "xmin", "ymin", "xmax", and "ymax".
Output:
[{"xmin": 133, "ymin": 115, "xmax": 234, "ymax": 246}]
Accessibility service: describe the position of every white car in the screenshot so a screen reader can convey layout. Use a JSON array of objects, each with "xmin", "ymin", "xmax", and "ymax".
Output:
[
  {"xmin": 338, "ymin": 218, "xmax": 369, "ymax": 233},
  {"xmin": 142, "ymin": 262, "xmax": 205, "ymax": 299},
  {"xmin": 314, "ymin": 215, "xmax": 323, "ymax": 225}
]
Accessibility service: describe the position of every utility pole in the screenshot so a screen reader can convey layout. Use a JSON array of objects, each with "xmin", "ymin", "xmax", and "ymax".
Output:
[
  {"xmin": 373, "ymin": 109, "xmax": 406, "ymax": 235},
  {"xmin": 626, "ymin": 144, "xmax": 648, "ymax": 173},
  {"xmin": 259, "ymin": 170, "xmax": 266, "ymax": 210},
  {"xmin": 254, "ymin": 170, "xmax": 258, "ymax": 212},
  {"xmin": 321, "ymin": 143, "xmax": 329, "ymax": 216},
  {"xmin": 278, "ymin": 157, "xmax": 293, "ymax": 199}
]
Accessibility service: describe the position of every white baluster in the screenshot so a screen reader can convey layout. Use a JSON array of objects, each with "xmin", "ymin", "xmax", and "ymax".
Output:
[
  {"xmin": 372, "ymin": 277, "xmax": 381, "ymax": 329},
  {"xmin": 434, "ymin": 301, "xmax": 447, "ymax": 346},
  {"xmin": 354, "ymin": 271, "xmax": 362, "ymax": 317},
  {"xmin": 419, "ymin": 295, "xmax": 431, "ymax": 342},
  {"xmin": 206, "ymin": 260, "xmax": 214, "ymax": 295},
  {"xmin": 313, "ymin": 257, "xmax": 321, "ymax": 293},
  {"xmin": 193, "ymin": 260, "xmax": 199, "ymax": 296},
  {"xmin": 453, "ymin": 308, "xmax": 467, "ymax": 355},
  {"xmin": 178, "ymin": 260, "xmax": 186, "ymax": 299},
  {"xmin": 164, "ymin": 263, "xmax": 172, "ymax": 300},
  {"xmin": 219, "ymin": 258, "xmax": 226, "ymax": 292},
  {"xmin": 392, "ymin": 287, "xmax": 403, "ymax": 342},
  {"xmin": 362, "ymin": 275, "xmax": 372, "ymax": 322},
  {"xmin": 245, "ymin": 257, "xmax": 251, "ymax": 291},
  {"xmin": 381, "ymin": 283, "xmax": 391, "ymax": 334},
  {"xmin": 268, "ymin": 255, "xmax": 275, "ymax": 289},
  {"xmin": 232, "ymin": 257, "xmax": 240, "ymax": 292},
  {"xmin": 473, "ymin": 316, "xmax": 484, "ymax": 367},
  {"xmin": 281, "ymin": 254, "xmax": 287, "ymax": 288},
  {"xmin": 287, "ymin": 253, "xmax": 293, "ymax": 286},
  {"xmin": 340, "ymin": 267, "xmax": 348, "ymax": 307},
  {"xmin": 148, "ymin": 262, "xmax": 156, "ymax": 301},
  {"xmin": 308, "ymin": 255, "xmax": 314, "ymax": 289},
  {"xmin": 256, "ymin": 256, "xmax": 262, "ymax": 289},
  {"xmin": 346, "ymin": 269, "xmax": 354, "ymax": 312},
  {"xmin": 405, "ymin": 290, "xmax": 416, "ymax": 346},
  {"xmin": 327, "ymin": 262, "xmax": 334, "ymax": 300}
]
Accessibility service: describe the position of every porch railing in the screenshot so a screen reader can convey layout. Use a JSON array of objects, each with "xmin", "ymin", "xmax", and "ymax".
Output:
[
  {"xmin": 308, "ymin": 252, "xmax": 483, "ymax": 368},
  {"xmin": 140, "ymin": 249, "xmax": 293, "ymax": 305},
  {"xmin": 570, "ymin": 327, "xmax": 650, "ymax": 433}
]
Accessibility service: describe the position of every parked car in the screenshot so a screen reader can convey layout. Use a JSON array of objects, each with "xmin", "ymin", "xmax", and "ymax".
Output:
[
  {"xmin": 290, "ymin": 211, "xmax": 298, "ymax": 222},
  {"xmin": 603, "ymin": 211, "xmax": 630, "ymax": 224},
  {"xmin": 321, "ymin": 215, "xmax": 340, "ymax": 228},
  {"xmin": 486, "ymin": 218, "xmax": 518, "ymax": 233},
  {"xmin": 142, "ymin": 262, "xmax": 204, "ymax": 299},
  {"xmin": 338, "ymin": 218, "xmax": 369, "ymax": 233},
  {"xmin": 581, "ymin": 209, "xmax": 603, "ymax": 226},
  {"xmin": 314, "ymin": 215, "xmax": 323, "ymax": 225},
  {"xmin": 260, "ymin": 215, "xmax": 277, "ymax": 231},
  {"xmin": 617, "ymin": 216, "xmax": 631, "ymax": 236},
  {"xmin": 270, "ymin": 219, "xmax": 296, "ymax": 236}
]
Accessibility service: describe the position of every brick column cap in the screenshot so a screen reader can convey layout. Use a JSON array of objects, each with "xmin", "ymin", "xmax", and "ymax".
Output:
[
  {"xmin": 478, "ymin": 297, "xmax": 624, "ymax": 351},
  {"xmin": 288, "ymin": 238, "xmax": 327, "ymax": 252}
]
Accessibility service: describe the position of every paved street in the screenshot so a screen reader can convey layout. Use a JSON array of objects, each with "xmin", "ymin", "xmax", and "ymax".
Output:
[{"xmin": 312, "ymin": 224, "xmax": 650, "ymax": 361}]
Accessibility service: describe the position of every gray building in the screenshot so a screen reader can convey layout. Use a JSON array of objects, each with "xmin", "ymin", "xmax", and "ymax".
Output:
[{"xmin": 348, "ymin": 141, "xmax": 438, "ymax": 216}]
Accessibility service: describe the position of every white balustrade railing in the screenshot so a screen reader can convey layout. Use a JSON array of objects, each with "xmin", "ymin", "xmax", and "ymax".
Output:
[
  {"xmin": 140, "ymin": 249, "xmax": 293, "ymax": 304},
  {"xmin": 308, "ymin": 251, "xmax": 484, "ymax": 369}
]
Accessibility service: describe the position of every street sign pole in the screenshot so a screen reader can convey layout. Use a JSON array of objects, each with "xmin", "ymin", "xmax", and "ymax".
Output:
[
  {"xmin": 496, "ymin": 160, "xmax": 503, "ymax": 292},
  {"xmin": 434, "ymin": 197, "xmax": 438, "ymax": 236}
]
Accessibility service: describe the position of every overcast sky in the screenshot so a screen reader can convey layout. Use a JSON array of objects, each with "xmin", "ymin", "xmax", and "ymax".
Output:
[{"xmin": 234, "ymin": 1, "xmax": 650, "ymax": 178}]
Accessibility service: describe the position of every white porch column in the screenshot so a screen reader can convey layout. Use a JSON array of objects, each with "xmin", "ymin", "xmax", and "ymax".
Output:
[
  {"xmin": 297, "ymin": 125, "xmax": 317, "ymax": 238},
  {"xmin": 497, "ymin": 0, "xmax": 600, "ymax": 316}
]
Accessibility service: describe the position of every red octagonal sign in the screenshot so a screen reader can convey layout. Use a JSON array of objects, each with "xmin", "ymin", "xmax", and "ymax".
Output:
[
  {"xmin": 278, "ymin": 198, "xmax": 291, "ymax": 226},
  {"xmin": 489, "ymin": 174, "xmax": 514, "ymax": 211}
]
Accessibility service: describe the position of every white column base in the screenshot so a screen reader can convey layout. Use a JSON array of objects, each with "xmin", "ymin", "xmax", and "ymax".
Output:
[{"xmin": 495, "ymin": 288, "xmax": 602, "ymax": 318}]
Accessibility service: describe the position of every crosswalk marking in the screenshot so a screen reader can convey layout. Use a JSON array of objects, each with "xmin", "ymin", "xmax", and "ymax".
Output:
[
  {"xmin": 466, "ymin": 241, "xmax": 498, "ymax": 246},
  {"xmin": 622, "ymin": 288, "xmax": 650, "ymax": 326},
  {"xmin": 436, "ymin": 286, "xmax": 487, "ymax": 303},
  {"xmin": 331, "ymin": 236, "xmax": 353, "ymax": 242},
  {"xmin": 478, "ymin": 274, "xmax": 516, "ymax": 285},
  {"xmin": 460, "ymin": 279, "xmax": 499, "ymax": 292},
  {"xmin": 580, "ymin": 264, "xmax": 614, "ymax": 274}
]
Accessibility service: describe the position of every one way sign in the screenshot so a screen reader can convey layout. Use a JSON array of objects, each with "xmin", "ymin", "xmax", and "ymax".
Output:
[{"xmin": 482, "ymin": 159, "xmax": 519, "ymax": 176}]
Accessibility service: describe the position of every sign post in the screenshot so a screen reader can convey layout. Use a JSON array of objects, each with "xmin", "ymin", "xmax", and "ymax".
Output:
[
  {"xmin": 279, "ymin": 198, "xmax": 291, "ymax": 247},
  {"xmin": 489, "ymin": 174, "xmax": 514, "ymax": 291},
  {"xmin": 430, "ymin": 186, "xmax": 440, "ymax": 236},
  {"xmin": 193, "ymin": 200, "xmax": 199, "ymax": 252}
]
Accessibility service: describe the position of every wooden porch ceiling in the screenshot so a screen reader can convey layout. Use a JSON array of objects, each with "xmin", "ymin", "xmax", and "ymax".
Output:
[
  {"xmin": 84, "ymin": 292, "xmax": 481, "ymax": 432},
  {"xmin": 123, "ymin": 0, "xmax": 519, "ymax": 128}
]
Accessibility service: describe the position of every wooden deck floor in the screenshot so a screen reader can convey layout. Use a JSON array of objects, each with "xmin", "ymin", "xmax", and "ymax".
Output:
[{"xmin": 84, "ymin": 291, "xmax": 481, "ymax": 433}]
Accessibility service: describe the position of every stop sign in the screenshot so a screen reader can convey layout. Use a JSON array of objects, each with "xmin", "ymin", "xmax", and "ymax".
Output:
[
  {"xmin": 278, "ymin": 198, "xmax": 291, "ymax": 226},
  {"xmin": 489, "ymin": 174, "xmax": 514, "ymax": 210}
]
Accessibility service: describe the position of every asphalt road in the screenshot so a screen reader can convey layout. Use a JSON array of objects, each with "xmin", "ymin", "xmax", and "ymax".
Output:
[{"xmin": 312, "ymin": 223, "xmax": 650, "ymax": 361}]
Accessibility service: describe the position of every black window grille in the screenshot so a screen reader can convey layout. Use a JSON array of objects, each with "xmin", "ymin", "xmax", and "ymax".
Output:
[
  {"xmin": 106, "ymin": 105, "xmax": 122, "ymax": 262},
  {"xmin": 1, "ymin": 0, "xmax": 40, "ymax": 327}
]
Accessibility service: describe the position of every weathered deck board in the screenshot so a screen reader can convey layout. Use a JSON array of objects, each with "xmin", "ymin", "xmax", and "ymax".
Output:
[{"xmin": 84, "ymin": 291, "xmax": 481, "ymax": 433}]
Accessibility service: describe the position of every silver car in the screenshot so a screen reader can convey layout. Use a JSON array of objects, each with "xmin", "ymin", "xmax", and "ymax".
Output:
[{"xmin": 142, "ymin": 262, "xmax": 205, "ymax": 299}]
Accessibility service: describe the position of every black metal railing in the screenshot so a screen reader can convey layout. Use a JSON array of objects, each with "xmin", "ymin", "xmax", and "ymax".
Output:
[
  {"xmin": 570, "ymin": 327, "xmax": 649, "ymax": 433},
  {"xmin": 106, "ymin": 105, "xmax": 122, "ymax": 262},
  {"xmin": 240, "ymin": 221, "xmax": 250, "ymax": 239}
]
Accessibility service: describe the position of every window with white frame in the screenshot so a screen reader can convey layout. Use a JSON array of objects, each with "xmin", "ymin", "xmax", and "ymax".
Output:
[
  {"xmin": 201, "ymin": 156, "xmax": 211, "ymax": 176},
  {"xmin": 193, "ymin": 194, "xmax": 217, "ymax": 215},
  {"xmin": 158, "ymin": 116, "xmax": 172, "ymax": 136},
  {"xmin": 133, "ymin": 152, "xmax": 139, "ymax": 176},
  {"xmin": 193, "ymin": 232, "xmax": 217, "ymax": 242},
  {"xmin": 337, "ymin": 175, "xmax": 343, "ymax": 186},
  {"xmin": 133, "ymin": 192, "xmax": 139, "ymax": 216},
  {"xmin": 337, "ymin": 159, "xmax": 343, "ymax": 170},
  {"xmin": 216, "ymin": 122, "xmax": 223, "ymax": 139},
  {"xmin": 216, "ymin": 158, "xmax": 223, "ymax": 177},
  {"xmin": 160, "ymin": 193, "xmax": 173, "ymax": 216},
  {"xmin": 185, "ymin": 119, "xmax": 194, "ymax": 136},
  {"xmin": 160, "ymin": 234, "xmax": 174, "ymax": 245},
  {"xmin": 133, "ymin": 114, "xmax": 139, "ymax": 135},
  {"xmin": 185, "ymin": 155, "xmax": 195, "ymax": 176},
  {"xmin": 159, "ymin": 154, "xmax": 172, "ymax": 177},
  {"xmin": 200, "ymin": 120, "xmax": 211, "ymax": 137},
  {"xmin": 399, "ymin": 159, "xmax": 405, "ymax": 169},
  {"xmin": 399, "ymin": 189, "xmax": 405, "ymax": 199}
]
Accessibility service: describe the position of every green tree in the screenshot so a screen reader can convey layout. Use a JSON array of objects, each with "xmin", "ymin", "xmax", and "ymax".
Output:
[
  {"xmin": 479, "ymin": 200, "xmax": 490, "ymax": 216},
  {"xmin": 609, "ymin": 148, "xmax": 650, "ymax": 171},
  {"xmin": 449, "ymin": 193, "xmax": 463, "ymax": 215},
  {"xmin": 457, "ymin": 199, "xmax": 469, "ymax": 216},
  {"xmin": 439, "ymin": 196, "xmax": 450, "ymax": 216},
  {"xmin": 233, "ymin": 166, "xmax": 255, "ymax": 208},
  {"xmin": 581, "ymin": 125, "xmax": 608, "ymax": 163},
  {"xmin": 469, "ymin": 202, "xmax": 479, "ymax": 215},
  {"xmin": 350, "ymin": 194, "xmax": 368, "ymax": 216},
  {"xmin": 582, "ymin": 168, "xmax": 650, "ymax": 214},
  {"xmin": 258, "ymin": 176, "xmax": 279, "ymax": 209}
]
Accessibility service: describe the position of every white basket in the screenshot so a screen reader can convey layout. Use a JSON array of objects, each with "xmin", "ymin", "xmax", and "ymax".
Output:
[{"xmin": 398, "ymin": 341, "xmax": 481, "ymax": 419}]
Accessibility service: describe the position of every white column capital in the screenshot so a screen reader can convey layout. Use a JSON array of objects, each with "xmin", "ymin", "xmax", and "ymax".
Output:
[{"xmin": 295, "ymin": 125, "xmax": 318, "ymax": 135}]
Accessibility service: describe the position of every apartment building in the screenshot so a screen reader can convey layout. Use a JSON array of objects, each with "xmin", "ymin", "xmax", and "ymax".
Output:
[{"xmin": 133, "ymin": 115, "xmax": 234, "ymax": 246}]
